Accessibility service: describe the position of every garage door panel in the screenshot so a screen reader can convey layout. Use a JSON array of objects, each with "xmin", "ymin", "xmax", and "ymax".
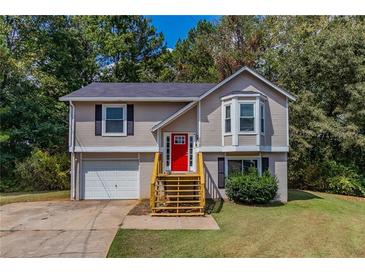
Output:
[{"xmin": 82, "ymin": 160, "xmax": 139, "ymax": 200}]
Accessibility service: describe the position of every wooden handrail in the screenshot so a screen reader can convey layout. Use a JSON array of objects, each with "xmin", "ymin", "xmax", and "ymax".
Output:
[
  {"xmin": 197, "ymin": 152, "xmax": 205, "ymax": 208},
  {"xmin": 150, "ymin": 152, "xmax": 161, "ymax": 208}
]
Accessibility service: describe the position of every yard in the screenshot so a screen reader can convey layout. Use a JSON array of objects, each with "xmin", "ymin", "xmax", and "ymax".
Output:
[
  {"xmin": 0, "ymin": 190, "xmax": 70, "ymax": 206},
  {"xmin": 108, "ymin": 190, "xmax": 365, "ymax": 258}
]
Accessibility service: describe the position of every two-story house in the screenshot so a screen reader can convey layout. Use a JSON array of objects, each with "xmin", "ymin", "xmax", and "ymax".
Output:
[{"xmin": 60, "ymin": 67, "xmax": 296, "ymax": 216}]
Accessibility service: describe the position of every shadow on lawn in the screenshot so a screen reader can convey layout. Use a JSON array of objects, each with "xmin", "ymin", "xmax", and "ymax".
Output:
[
  {"xmin": 205, "ymin": 198, "xmax": 224, "ymax": 214},
  {"xmin": 288, "ymin": 189, "xmax": 323, "ymax": 201}
]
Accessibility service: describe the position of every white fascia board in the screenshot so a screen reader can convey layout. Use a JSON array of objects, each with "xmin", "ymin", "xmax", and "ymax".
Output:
[
  {"xmin": 72, "ymin": 146, "xmax": 159, "ymax": 153},
  {"xmin": 197, "ymin": 146, "xmax": 289, "ymax": 152},
  {"xmin": 220, "ymin": 93, "xmax": 267, "ymax": 101},
  {"xmin": 199, "ymin": 66, "xmax": 296, "ymax": 102},
  {"xmin": 151, "ymin": 101, "xmax": 197, "ymax": 132},
  {"xmin": 59, "ymin": 97, "xmax": 199, "ymax": 102}
]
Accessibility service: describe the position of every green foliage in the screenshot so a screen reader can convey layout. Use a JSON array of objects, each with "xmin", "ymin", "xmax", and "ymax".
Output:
[
  {"xmin": 14, "ymin": 149, "xmax": 69, "ymax": 191},
  {"xmin": 292, "ymin": 160, "xmax": 365, "ymax": 197},
  {"xmin": 225, "ymin": 168, "xmax": 279, "ymax": 204},
  {"xmin": 1, "ymin": 15, "xmax": 364, "ymax": 196}
]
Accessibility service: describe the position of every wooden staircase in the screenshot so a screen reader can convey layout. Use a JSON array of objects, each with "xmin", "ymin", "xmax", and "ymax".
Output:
[{"xmin": 150, "ymin": 153, "xmax": 206, "ymax": 216}]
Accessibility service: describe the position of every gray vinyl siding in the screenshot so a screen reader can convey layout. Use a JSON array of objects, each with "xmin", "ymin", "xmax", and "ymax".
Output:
[
  {"xmin": 223, "ymin": 135, "xmax": 232, "ymax": 146},
  {"xmin": 202, "ymin": 152, "xmax": 288, "ymax": 202},
  {"xmin": 199, "ymin": 70, "xmax": 288, "ymax": 148},
  {"xmin": 74, "ymin": 101, "xmax": 185, "ymax": 147},
  {"xmin": 162, "ymin": 106, "xmax": 197, "ymax": 132},
  {"xmin": 238, "ymin": 135, "xmax": 256, "ymax": 146}
]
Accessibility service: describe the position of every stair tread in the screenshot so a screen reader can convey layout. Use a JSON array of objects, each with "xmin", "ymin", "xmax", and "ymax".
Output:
[
  {"xmin": 155, "ymin": 184, "xmax": 200, "ymax": 187},
  {"xmin": 164, "ymin": 194, "xmax": 201, "ymax": 198},
  {"xmin": 151, "ymin": 212, "xmax": 204, "ymax": 216},
  {"xmin": 152, "ymin": 206, "xmax": 204, "ymax": 210},
  {"xmin": 155, "ymin": 189, "xmax": 201, "ymax": 192},
  {"xmin": 155, "ymin": 200, "xmax": 200, "ymax": 204}
]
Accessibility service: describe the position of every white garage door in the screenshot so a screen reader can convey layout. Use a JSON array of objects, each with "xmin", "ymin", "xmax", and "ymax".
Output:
[{"xmin": 82, "ymin": 160, "xmax": 139, "ymax": 199}]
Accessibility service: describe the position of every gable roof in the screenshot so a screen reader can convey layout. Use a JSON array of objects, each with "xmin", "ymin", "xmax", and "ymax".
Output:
[
  {"xmin": 151, "ymin": 101, "xmax": 197, "ymax": 132},
  {"xmin": 59, "ymin": 82, "xmax": 216, "ymax": 101},
  {"xmin": 199, "ymin": 66, "xmax": 296, "ymax": 101},
  {"xmin": 59, "ymin": 67, "xmax": 296, "ymax": 102}
]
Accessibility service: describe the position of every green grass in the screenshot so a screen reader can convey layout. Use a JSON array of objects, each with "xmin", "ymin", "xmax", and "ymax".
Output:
[
  {"xmin": 108, "ymin": 190, "xmax": 365, "ymax": 258},
  {"xmin": 0, "ymin": 190, "xmax": 70, "ymax": 206}
]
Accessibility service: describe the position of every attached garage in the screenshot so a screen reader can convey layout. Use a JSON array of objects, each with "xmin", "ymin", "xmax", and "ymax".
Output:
[{"xmin": 81, "ymin": 159, "xmax": 139, "ymax": 200}]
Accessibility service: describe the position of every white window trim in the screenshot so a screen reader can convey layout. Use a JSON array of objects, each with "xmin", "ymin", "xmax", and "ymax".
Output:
[
  {"xmin": 225, "ymin": 156, "xmax": 262, "ymax": 176},
  {"xmin": 102, "ymin": 104, "xmax": 127, "ymax": 137},
  {"xmin": 260, "ymin": 102, "xmax": 265, "ymax": 135},
  {"xmin": 222, "ymin": 102, "xmax": 232, "ymax": 136},
  {"xmin": 238, "ymin": 100, "xmax": 257, "ymax": 135}
]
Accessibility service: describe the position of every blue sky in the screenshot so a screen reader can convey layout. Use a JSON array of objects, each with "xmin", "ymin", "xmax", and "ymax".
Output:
[{"xmin": 147, "ymin": 16, "xmax": 220, "ymax": 48}]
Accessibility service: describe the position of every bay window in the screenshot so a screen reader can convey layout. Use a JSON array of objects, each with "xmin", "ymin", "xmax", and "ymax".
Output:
[
  {"xmin": 239, "ymin": 103, "xmax": 255, "ymax": 132},
  {"xmin": 224, "ymin": 104, "xmax": 231, "ymax": 133},
  {"xmin": 260, "ymin": 103, "xmax": 265, "ymax": 134}
]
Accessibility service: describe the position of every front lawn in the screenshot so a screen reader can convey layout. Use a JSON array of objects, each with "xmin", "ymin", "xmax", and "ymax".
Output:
[
  {"xmin": 108, "ymin": 190, "xmax": 365, "ymax": 257},
  {"xmin": 0, "ymin": 190, "xmax": 70, "ymax": 206}
]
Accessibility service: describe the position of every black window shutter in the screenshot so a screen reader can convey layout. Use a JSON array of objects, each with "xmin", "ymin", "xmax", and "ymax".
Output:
[
  {"xmin": 127, "ymin": 104, "xmax": 134, "ymax": 136},
  {"xmin": 262, "ymin": 157, "xmax": 269, "ymax": 174},
  {"xmin": 218, "ymin": 157, "xmax": 225, "ymax": 188},
  {"xmin": 95, "ymin": 104, "xmax": 102, "ymax": 136}
]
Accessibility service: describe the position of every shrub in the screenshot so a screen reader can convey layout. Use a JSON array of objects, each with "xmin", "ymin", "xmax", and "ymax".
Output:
[
  {"xmin": 225, "ymin": 168, "xmax": 279, "ymax": 204},
  {"xmin": 328, "ymin": 175, "xmax": 365, "ymax": 197},
  {"xmin": 14, "ymin": 149, "xmax": 70, "ymax": 191}
]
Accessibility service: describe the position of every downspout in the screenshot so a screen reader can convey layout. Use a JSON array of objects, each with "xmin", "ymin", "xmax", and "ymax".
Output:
[{"xmin": 69, "ymin": 101, "xmax": 76, "ymax": 200}]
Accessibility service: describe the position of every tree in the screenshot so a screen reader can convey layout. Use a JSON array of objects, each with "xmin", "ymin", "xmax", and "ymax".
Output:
[
  {"xmin": 79, "ymin": 16, "xmax": 168, "ymax": 82},
  {"xmin": 172, "ymin": 20, "xmax": 219, "ymax": 83}
]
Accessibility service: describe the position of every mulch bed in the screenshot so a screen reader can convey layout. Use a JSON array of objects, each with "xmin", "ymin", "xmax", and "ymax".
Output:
[{"xmin": 128, "ymin": 199, "xmax": 152, "ymax": 215}]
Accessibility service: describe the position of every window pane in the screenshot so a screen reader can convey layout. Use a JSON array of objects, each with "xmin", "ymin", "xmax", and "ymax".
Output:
[
  {"xmin": 106, "ymin": 120, "xmax": 123, "ymax": 133},
  {"xmin": 106, "ymin": 107, "xmax": 123, "ymax": 119},
  {"xmin": 240, "ymin": 118, "xmax": 254, "ymax": 131},
  {"xmin": 261, "ymin": 118, "xmax": 264, "ymax": 133},
  {"xmin": 225, "ymin": 105, "xmax": 231, "ymax": 118},
  {"xmin": 243, "ymin": 160, "xmax": 257, "ymax": 172},
  {"xmin": 228, "ymin": 160, "xmax": 242, "ymax": 175},
  {"xmin": 225, "ymin": 119, "xmax": 231, "ymax": 133},
  {"xmin": 240, "ymin": 104, "xmax": 253, "ymax": 116}
]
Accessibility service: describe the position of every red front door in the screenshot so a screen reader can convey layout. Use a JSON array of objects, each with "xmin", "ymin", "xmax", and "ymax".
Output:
[{"xmin": 171, "ymin": 133, "xmax": 188, "ymax": 172}]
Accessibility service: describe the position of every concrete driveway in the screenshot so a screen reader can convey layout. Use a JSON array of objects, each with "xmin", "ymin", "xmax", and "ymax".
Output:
[{"xmin": 0, "ymin": 200, "xmax": 136, "ymax": 258}]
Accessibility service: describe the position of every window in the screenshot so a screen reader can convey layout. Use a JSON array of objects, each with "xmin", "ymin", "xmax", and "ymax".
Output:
[
  {"xmin": 227, "ymin": 159, "xmax": 258, "ymax": 175},
  {"xmin": 165, "ymin": 135, "xmax": 171, "ymax": 169},
  {"xmin": 189, "ymin": 136, "xmax": 194, "ymax": 168},
  {"xmin": 240, "ymin": 103, "xmax": 255, "ymax": 132},
  {"xmin": 260, "ymin": 103, "xmax": 265, "ymax": 134},
  {"xmin": 224, "ymin": 105, "xmax": 231, "ymax": 133},
  {"xmin": 174, "ymin": 135, "xmax": 185, "ymax": 144},
  {"xmin": 102, "ymin": 104, "xmax": 126, "ymax": 136}
]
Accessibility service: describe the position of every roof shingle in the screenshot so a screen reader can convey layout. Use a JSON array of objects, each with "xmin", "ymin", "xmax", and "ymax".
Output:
[{"xmin": 60, "ymin": 82, "xmax": 216, "ymax": 100}]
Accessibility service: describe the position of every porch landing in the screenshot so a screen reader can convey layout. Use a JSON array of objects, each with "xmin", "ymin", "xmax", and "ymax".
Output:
[{"xmin": 120, "ymin": 215, "xmax": 219, "ymax": 230}]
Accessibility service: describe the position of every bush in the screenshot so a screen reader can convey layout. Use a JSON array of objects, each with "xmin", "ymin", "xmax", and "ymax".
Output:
[
  {"xmin": 14, "ymin": 149, "xmax": 70, "ymax": 191},
  {"xmin": 225, "ymin": 168, "xmax": 279, "ymax": 204},
  {"xmin": 289, "ymin": 160, "xmax": 365, "ymax": 197}
]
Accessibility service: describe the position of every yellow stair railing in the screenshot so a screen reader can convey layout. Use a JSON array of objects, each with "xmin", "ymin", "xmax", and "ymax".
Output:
[
  {"xmin": 197, "ymin": 152, "xmax": 206, "ymax": 209},
  {"xmin": 150, "ymin": 152, "xmax": 161, "ymax": 208}
]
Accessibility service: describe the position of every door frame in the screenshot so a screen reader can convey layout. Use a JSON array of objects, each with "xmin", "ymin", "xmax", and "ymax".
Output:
[
  {"xmin": 81, "ymin": 158, "xmax": 140, "ymax": 200},
  {"xmin": 162, "ymin": 132, "xmax": 196, "ymax": 173}
]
